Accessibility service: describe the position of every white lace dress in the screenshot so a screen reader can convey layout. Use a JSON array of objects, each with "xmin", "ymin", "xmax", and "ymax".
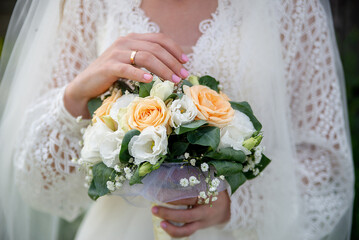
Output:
[{"xmin": 13, "ymin": 0, "xmax": 354, "ymax": 239}]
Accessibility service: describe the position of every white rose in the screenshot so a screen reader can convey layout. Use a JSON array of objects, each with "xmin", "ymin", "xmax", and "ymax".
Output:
[
  {"xmin": 99, "ymin": 129, "xmax": 125, "ymax": 168},
  {"xmin": 169, "ymin": 95, "xmax": 198, "ymax": 128},
  {"xmin": 150, "ymin": 78, "xmax": 174, "ymax": 101},
  {"xmin": 81, "ymin": 120, "xmax": 113, "ymax": 165},
  {"xmin": 110, "ymin": 94, "xmax": 138, "ymax": 132},
  {"xmin": 219, "ymin": 110, "xmax": 256, "ymax": 155},
  {"xmin": 128, "ymin": 126, "xmax": 168, "ymax": 165}
]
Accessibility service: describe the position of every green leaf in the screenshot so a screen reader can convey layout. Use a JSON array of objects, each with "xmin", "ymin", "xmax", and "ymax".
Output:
[
  {"xmin": 174, "ymin": 120, "xmax": 207, "ymax": 135},
  {"xmin": 87, "ymin": 98, "xmax": 103, "ymax": 117},
  {"xmin": 181, "ymin": 80, "xmax": 193, "ymax": 87},
  {"xmin": 225, "ymin": 172, "xmax": 247, "ymax": 194},
  {"xmin": 88, "ymin": 181, "xmax": 100, "ymax": 200},
  {"xmin": 165, "ymin": 93, "xmax": 181, "ymax": 102},
  {"xmin": 199, "ymin": 75, "xmax": 220, "ymax": 92},
  {"xmin": 88, "ymin": 162, "xmax": 116, "ymax": 200},
  {"xmin": 129, "ymin": 167, "xmax": 144, "ymax": 185},
  {"xmin": 170, "ymin": 142, "xmax": 189, "ymax": 157},
  {"xmin": 139, "ymin": 81, "xmax": 154, "ymax": 97},
  {"xmin": 116, "ymin": 80, "xmax": 138, "ymax": 94},
  {"xmin": 244, "ymin": 154, "xmax": 271, "ymax": 180},
  {"xmin": 187, "ymin": 126, "xmax": 220, "ymax": 150},
  {"xmin": 230, "ymin": 101, "xmax": 262, "ymax": 131},
  {"xmin": 119, "ymin": 129, "xmax": 140, "ymax": 163},
  {"xmin": 205, "ymin": 148, "xmax": 246, "ymax": 163},
  {"xmin": 209, "ymin": 161, "xmax": 243, "ymax": 176}
]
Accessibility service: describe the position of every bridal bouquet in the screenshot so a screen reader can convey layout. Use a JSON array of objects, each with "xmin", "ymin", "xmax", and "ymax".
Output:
[{"xmin": 77, "ymin": 75, "xmax": 270, "ymax": 205}]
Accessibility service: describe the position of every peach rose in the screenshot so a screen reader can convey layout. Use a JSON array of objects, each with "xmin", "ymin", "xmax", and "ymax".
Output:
[
  {"xmin": 183, "ymin": 85, "xmax": 234, "ymax": 128},
  {"xmin": 126, "ymin": 96, "xmax": 170, "ymax": 132},
  {"xmin": 92, "ymin": 89, "xmax": 122, "ymax": 130}
]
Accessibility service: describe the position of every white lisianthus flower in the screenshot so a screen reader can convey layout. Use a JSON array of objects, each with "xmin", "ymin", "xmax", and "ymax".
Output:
[
  {"xmin": 180, "ymin": 178, "xmax": 189, "ymax": 187},
  {"xmin": 150, "ymin": 78, "xmax": 174, "ymax": 101},
  {"xmin": 219, "ymin": 110, "xmax": 256, "ymax": 155},
  {"xmin": 81, "ymin": 120, "xmax": 113, "ymax": 165},
  {"xmin": 201, "ymin": 163, "xmax": 209, "ymax": 172},
  {"xmin": 99, "ymin": 129, "xmax": 125, "ymax": 168},
  {"xmin": 110, "ymin": 94, "xmax": 138, "ymax": 132},
  {"xmin": 128, "ymin": 126, "xmax": 168, "ymax": 165},
  {"xmin": 212, "ymin": 197, "xmax": 218, "ymax": 202},
  {"xmin": 169, "ymin": 95, "xmax": 198, "ymax": 128}
]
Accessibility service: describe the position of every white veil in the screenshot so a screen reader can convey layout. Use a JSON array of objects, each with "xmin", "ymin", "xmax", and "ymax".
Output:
[
  {"xmin": 0, "ymin": 0, "xmax": 353, "ymax": 239},
  {"xmin": 0, "ymin": 0, "xmax": 63, "ymax": 239}
]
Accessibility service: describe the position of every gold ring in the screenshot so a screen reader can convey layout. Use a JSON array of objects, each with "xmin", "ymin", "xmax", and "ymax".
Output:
[{"xmin": 130, "ymin": 50, "xmax": 138, "ymax": 65}]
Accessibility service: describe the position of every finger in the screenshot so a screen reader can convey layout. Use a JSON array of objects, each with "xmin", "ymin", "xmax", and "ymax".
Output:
[
  {"xmin": 160, "ymin": 221, "xmax": 202, "ymax": 238},
  {"xmin": 152, "ymin": 206, "xmax": 202, "ymax": 223},
  {"xmin": 111, "ymin": 62, "xmax": 153, "ymax": 83},
  {"xmin": 132, "ymin": 50, "xmax": 182, "ymax": 83},
  {"xmin": 125, "ymin": 40, "xmax": 189, "ymax": 79},
  {"xmin": 167, "ymin": 197, "xmax": 197, "ymax": 206},
  {"xmin": 127, "ymin": 33, "xmax": 189, "ymax": 64}
]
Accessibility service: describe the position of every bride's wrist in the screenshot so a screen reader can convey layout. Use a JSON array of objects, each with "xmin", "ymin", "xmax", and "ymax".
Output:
[{"xmin": 64, "ymin": 83, "xmax": 91, "ymax": 119}]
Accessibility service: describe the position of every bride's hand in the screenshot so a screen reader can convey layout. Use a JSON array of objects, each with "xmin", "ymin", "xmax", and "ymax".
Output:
[
  {"xmin": 152, "ymin": 190, "xmax": 231, "ymax": 238},
  {"xmin": 64, "ymin": 33, "xmax": 189, "ymax": 118}
]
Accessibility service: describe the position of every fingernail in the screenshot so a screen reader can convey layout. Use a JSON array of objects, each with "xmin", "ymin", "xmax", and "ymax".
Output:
[
  {"xmin": 152, "ymin": 206, "xmax": 158, "ymax": 214},
  {"xmin": 172, "ymin": 74, "xmax": 181, "ymax": 83},
  {"xmin": 144, "ymin": 73, "xmax": 152, "ymax": 81},
  {"xmin": 182, "ymin": 54, "xmax": 189, "ymax": 62},
  {"xmin": 180, "ymin": 68, "xmax": 189, "ymax": 78},
  {"xmin": 161, "ymin": 222, "xmax": 167, "ymax": 229}
]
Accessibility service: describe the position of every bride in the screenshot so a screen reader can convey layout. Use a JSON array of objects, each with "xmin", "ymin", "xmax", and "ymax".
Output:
[{"xmin": 0, "ymin": 0, "xmax": 354, "ymax": 239}]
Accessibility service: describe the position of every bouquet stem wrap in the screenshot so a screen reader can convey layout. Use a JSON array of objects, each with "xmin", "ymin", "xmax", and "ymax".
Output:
[{"xmin": 151, "ymin": 203, "xmax": 189, "ymax": 240}]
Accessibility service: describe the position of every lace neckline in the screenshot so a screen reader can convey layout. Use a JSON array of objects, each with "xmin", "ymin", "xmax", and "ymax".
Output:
[{"xmin": 131, "ymin": 0, "xmax": 230, "ymax": 71}]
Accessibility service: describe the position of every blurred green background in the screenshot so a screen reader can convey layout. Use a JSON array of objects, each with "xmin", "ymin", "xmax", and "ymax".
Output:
[{"xmin": 0, "ymin": 0, "xmax": 358, "ymax": 239}]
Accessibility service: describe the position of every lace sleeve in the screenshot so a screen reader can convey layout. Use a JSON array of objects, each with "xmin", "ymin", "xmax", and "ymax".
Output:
[
  {"xmin": 282, "ymin": 0, "xmax": 353, "ymax": 238},
  {"xmin": 14, "ymin": 0, "xmax": 102, "ymax": 221},
  {"xmin": 224, "ymin": 1, "xmax": 353, "ymax": 238}
]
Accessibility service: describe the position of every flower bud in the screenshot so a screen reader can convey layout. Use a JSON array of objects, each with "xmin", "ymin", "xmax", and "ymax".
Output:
[
  {"xmin": 242, "ymin": 135, "xmax": 263, "ymax": 151},
  {"xmin": 150, "ymin": 79, "xmax": 174, "ymax": 101},
  {"xmin": 139, "ymin": 162, "xmax": 153, "ymax": 177},
  {"xmin": 188, "ymin": 75, "xmax": 199, "ymax": 85}
]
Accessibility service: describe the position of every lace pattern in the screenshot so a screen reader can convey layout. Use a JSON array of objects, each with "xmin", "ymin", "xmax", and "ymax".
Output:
[
  {"xmin": 13, "ymin": 0, "xmax": 353, "ymax": 238},
  {"xmin": 281, "ymin": 0, "xmax": 353, "ymax": 238}
]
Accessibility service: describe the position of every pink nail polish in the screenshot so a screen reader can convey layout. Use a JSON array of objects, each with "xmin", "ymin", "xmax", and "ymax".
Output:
[
  {"xmin": 172, "ymin": 74, "xmax": 181, "ymax": 83},
  {"xmin": 182, "ymin": 54, "xmax": 189, "ymax": 62},
  {"xmin": 180, "ymin": 68, "xmax": 189, "ymax": 78},
  {"xmin": 152, "ymin": 207, "xmax": 158, "ymax": 214},
  {"xmin": 144, "ymin": 73, "xmax": 152, "ymax": 81},
  {"xmin": 161, "ymin": 222, "xmax": 167, "ymax": 229}
]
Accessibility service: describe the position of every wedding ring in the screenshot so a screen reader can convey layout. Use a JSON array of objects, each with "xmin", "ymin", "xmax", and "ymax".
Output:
[{"xmin": 130, "ymin": 50, "xmax": 138, "ymax": 65}]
